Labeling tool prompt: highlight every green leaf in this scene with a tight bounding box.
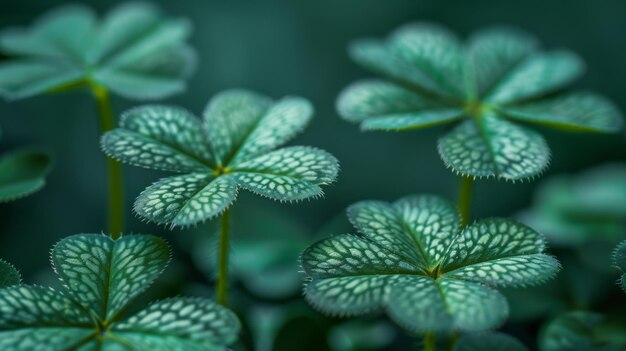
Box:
[441,219,560,287]
[0,259,20,288]
[540,311,626,351]
[105,90,337,226]
[102,105,214,172]
[302,195,558,332]
[111,297,240,351]
[612,240,626,292]
[466,26,538,99]
[0,148,52,202]
[0,3,195,101]
[454,332,528,351]
[501,92,624,133]
[51,234,170,320]
[203,90,313,165]
[486,50,584,104]
[231,146,338,201]
[438,114,550,180]
[134,173,238,226]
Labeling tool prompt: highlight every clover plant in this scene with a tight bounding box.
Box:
[612,240,626,293]
[540,311,626,351]
[0,259,20,288]
[0,2,196,237]
[0,233,239,350]
[101,89,339,305]
[301,194,559,349]
[0,129,51,202]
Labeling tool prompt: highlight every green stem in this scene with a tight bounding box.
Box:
[423,332,436,351]
[217,208,231,306]
[90,83,124,239]
[457,176,473,227]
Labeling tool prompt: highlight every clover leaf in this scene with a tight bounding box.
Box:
[540,311,626,351]
[338,23,624,180]
[0,259,20,288]
[612,240,626,293]
[454,332,528,351]
[101,89,339,226]
[0,234,239,350]
[0,2,195,100]
[301,194,560,332]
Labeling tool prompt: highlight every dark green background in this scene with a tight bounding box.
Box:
[0,1,625,350]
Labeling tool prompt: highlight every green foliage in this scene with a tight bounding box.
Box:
[0,148,51,203]
[0,259,20,288]
[520,163,626,247]
[0,234,239,350]
[612,241,626,292]
[102,90,339,226]
[540,311,626,351]
[454,332,528,351]
[301,194,560,333]
[338,23,623,180]
[0,2,195,100]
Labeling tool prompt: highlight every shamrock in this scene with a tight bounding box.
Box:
[101,89,339,226]
[301,194,560,332]
[0,129,52,203]
[0,2,195,100]
[0,234,239,350]
[612,240,626,292]
[0,259,20,288]
[338,23,623,180]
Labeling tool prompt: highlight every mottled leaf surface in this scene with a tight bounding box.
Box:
[0,2,195,100]
[302,194,559,332]
[0,259,20,288]
[103,90,338,226]
[613,240,626,292]
[0,234,240,350]
[339,22,623,180]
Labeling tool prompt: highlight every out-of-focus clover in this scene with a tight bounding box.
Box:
[454,332,528,351]
[540,311,626,351]
[0,2,195,100]
[0,259,20,288]
[338,23,623,180]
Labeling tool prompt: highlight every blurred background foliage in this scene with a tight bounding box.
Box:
[0,0,625,350]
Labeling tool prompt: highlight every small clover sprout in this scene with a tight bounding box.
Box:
[338,23,624,180]
[0,259,20,288]
[0,2,195,100]
[301,195,560,332]
[454,332,528,351]
[101,89,339,227]
[0,234,239,350]
[612,240,626,292]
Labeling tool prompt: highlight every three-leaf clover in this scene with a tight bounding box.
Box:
[101,89,339,226]
[301,194,560,332]
[338,23,623,180]
[0,2,195,100]
[612,240,626,293]
[0,129,52,202]
[0,234,239,350]
[0,259,20,288]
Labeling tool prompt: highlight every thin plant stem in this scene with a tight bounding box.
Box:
[457,176,474,227]
[90,83,124,239]
[217,208,231,306]
[423,332,436,351]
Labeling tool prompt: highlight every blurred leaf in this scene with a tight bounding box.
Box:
[102,90,339,227]
[0,148,51,202]
[339,23,623,180]
[0,234,240,350]
[302,194,559,332]
[0,2,195,100]
[327,320,396,351]
[540,311,626,351]
[612,240,626,292]
[454,332,528,351]
[0,259,20,288]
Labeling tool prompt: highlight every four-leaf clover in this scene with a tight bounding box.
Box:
[0,234,239,351]
[338,23,623,180]
[302,195,560,332]
[0,2,195,100]
[101,89,339,226]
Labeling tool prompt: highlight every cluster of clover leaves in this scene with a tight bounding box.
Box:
[0,3,624,351]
